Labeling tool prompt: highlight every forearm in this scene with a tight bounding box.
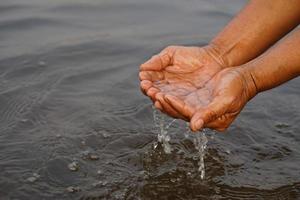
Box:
[209,0,300,67]
[242,28,300,94]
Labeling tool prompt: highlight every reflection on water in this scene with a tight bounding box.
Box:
[0,0,300,199]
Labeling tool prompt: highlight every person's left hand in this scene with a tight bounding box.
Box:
[159,67,257,131]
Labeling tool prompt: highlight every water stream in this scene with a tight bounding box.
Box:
[152,107,209,179]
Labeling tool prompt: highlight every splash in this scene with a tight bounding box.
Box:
[152,107,211,180]
[152,107,176,154]
[184,124,208,179]
[193,129,208,179]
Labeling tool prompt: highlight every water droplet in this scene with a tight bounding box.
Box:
[193,131,208,180]
[102,132,110,138]
[66,186,80,193]
[21,119,28,123]
[152,108,173,154]
[92,181,103,187]
[26,176,37,183]
[170,178,176,183]
[68,161,79,171]
[89,154,99,160]
[102,181,108,186]
[26,173,40,183]
[32,173,40,178]
[153,142,158,149]
[38,61,46,67]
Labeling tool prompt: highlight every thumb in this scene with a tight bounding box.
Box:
[190,98,226,131]
[140,52,171,71]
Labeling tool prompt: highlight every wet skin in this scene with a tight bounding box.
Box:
[139,46,225,121]
[140,0,300,132]
[139,47,256,132]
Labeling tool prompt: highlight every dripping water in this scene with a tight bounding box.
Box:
[152,107,210,179]
[193,129,208,179]
[152,106,176,154]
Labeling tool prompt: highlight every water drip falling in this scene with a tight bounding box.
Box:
[152,107,210,179]
[184,123,208,180]
[193,129,208,180]
[152,107,176,154]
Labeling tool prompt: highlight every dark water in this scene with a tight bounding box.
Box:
[1,0,300,199]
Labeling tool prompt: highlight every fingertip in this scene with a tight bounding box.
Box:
[154,101,163,110]
[216,128,226,132]
[140,80,152,95]
[139,71,148,80]
[140,80,152,90]
[190,119,204,132]
[147,87,160,101]
[140,55,161,71]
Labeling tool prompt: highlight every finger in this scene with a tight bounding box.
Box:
[139,71,164,82]
[190,98,226,132]
[140,51,172,71]
[146,87,160,102]
[140,80,152,95]
[206,114,236,131]
[155,93,183,119]
[164,94,193,119]
[205,117,228,132]
[154,101,163,111]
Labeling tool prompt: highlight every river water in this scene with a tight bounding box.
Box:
[0,0,300,199]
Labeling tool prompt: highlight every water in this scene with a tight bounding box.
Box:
[1,0,300,199]
[153,108,209,179]
[193,130,208,179]
[153,107,173,154]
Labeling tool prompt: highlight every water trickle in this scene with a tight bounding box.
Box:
[193,129,208,180]
[153,107,175,154]
[184,126,209,180]
[152,107,211,179]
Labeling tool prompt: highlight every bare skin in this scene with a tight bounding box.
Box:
[139,45,226,119]
[188,28,300,131]
[140,0,300,131]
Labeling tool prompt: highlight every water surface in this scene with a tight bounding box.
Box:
[0,0,300,199]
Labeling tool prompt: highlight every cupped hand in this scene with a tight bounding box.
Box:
[139,45,226,119]
[159,67,257,131]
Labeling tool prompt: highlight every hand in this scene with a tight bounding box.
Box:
[139,45,226,119]
[159,67,257,132]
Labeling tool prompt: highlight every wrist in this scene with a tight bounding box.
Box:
[203,44,229,69]
[235,66,258,100]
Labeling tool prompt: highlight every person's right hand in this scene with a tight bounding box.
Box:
[139,45,226,119]
[160,67,257,132]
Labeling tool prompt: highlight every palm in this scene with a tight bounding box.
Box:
[139,46,224,119]
[162,68,256,131]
